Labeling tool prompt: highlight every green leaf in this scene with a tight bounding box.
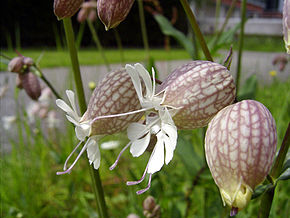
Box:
[176,134,203,176]
[153,14,195,59]
[277,168,290,181]
[282,158,290,173]
[251,183,274,199]
[237,74,258,101]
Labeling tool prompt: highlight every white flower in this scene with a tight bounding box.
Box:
[101,140,120,150]
[55,90,101,174]
[110,63,179,194]
[2,115,17,130]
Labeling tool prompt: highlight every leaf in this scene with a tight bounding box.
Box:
[237,74,258,101]
[176,134,203,176]
[251,183,274,199]
[153,14,195,59]
[277,168,290,181]
[282,158,290,173]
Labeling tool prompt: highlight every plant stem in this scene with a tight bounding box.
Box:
[113,28,125,64]
[236,0,247,95]
[179,0,213,62]
[271,122,290,179]
[33,65,62,99]
[213,0,238,48]
[63,17,108,218]
[258,123,290,218]
[137,0,150,61]
[87,20,111,71]
[215,0,221,33]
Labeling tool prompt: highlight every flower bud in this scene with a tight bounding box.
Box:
[19,72,42,100]
[81,68,143,135]
[97,0,135,30]
[23,57,34,66]
[143,196,160,218]
[158,61,236,129]
[8,56,24,73]
[54,0,84,20]
[77,1,98,23]
[205,100,277,214]
[283,0,290,54]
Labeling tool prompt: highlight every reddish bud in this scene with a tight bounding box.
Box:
[19,72,42,100]
[159,61,236,129]
[54,0,84,20]
[97,0,135,30]
[8,56,24,73]
[205,100,277,213]
[82,68,143,135]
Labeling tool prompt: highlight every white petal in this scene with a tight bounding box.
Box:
[66,90,78,114]
[147,135,165,174]
[127,122,148,140]
[56,99,74,114]
[66,115,80,126]
[162,123,177,150]
[163,133,175,165]
[75,124,90,141]
[130,132,151,157]
[160,109,175,125]
[86,137,101,169]
[152,67,156,96]
[135,63,153,98]
[126,64,143,103]
[100,141,120,150]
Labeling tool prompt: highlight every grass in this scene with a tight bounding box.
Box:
[1,78,289,217]
[0,48,191,70]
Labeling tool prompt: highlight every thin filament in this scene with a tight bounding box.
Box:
[90,107,153,125]
[136,174,152,195]
[63,140,83,170]
[56,141,88,175]
[127,163,149,186]
[109,141,132,170]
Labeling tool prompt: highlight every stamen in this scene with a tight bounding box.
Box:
[109,142,132,170]
[56,140,88,175]
[63,140,83,170]
[90,107,152,125]
[127,163,149,186]
[136,174,152,195]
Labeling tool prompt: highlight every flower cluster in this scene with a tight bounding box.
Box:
[8,56,41,100]
[56,59,277,215]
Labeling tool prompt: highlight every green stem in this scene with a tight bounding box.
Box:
[271,122,290,179]
[213,0,238,48]
[215,0,221,33]
[113,28,125,64]
[236,0,247,95]
[33,65,62,100]
[137,0,150,61]
[87,20,111,71]
[258,123,290,218]
[179,0,213,62]
[63,17,108,218]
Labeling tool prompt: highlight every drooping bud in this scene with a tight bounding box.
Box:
[53,0,84,20]
[143,196,161,218]
[81,68,143,136]
[283,0,290,53]
[97,0,135,30]
[158,61,236,129]
[19,72,42,100]
[8,56,24,73]
[23,57,34,66]
[205,100,277,215]
[77,1,98,23]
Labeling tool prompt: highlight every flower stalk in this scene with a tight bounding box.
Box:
[258,123,290,218]
[179,0,213,62]
[62,17,108,218]
[138,0,150,61]
[236,0,247,95]
[87,19,111,71]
